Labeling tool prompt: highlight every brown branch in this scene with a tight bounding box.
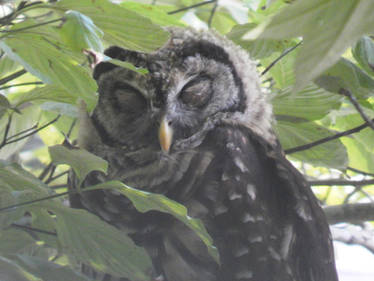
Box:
[0,81,43,91]
[285,118,374,154]
[324,203,374,224]
[309,179,374,186]
[11,223,57,236]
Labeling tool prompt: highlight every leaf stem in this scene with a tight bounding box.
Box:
[168,0,216,15]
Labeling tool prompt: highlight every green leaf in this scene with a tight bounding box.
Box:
[107,58,148,75]
[0,105,41,159]
[0,55,21,78]
[0,162,49,194]
[315,58,374,99]
[276,121,348,169]
[244,0,374,91]
[197,9,237,34]
[0,187,25,229]
[121,1,184,26]
[227,23,286,59]
[57,0,169,52]
[352,36,374,76]
[0,257,32,281]
[50,205,152,281]
[30,209,58,248]
[0,229,36,255]
[48,145,108,185]
[12,85,77,107]
[87,181,219,263]
[272,84,343,121]
[10,255,91,281]
[0,21,98,111]
[59,10,104,52]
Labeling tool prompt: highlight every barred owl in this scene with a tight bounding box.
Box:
[69,27,339,281]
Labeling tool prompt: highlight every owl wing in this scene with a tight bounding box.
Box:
[195,125,339,281]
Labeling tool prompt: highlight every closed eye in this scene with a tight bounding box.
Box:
[179,75,212,108]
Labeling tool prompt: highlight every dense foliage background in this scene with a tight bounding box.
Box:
[1,0,374,280]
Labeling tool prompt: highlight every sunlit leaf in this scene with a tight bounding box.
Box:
[245,0,374,91]
[276,121,348,169]
[59,10,104,52]
[0,105,41,159]
[0,20,97,111]
[121,1,184,26]
[315,58,374,100]
[57,0,169,52]
[352,36,374,76]
[272,84,343,121]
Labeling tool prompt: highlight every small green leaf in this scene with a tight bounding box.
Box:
[276,121,348,169]
[106,58,148,75]
[57,0,169,52]
[0,55,21,78]
[316,58,374,99]
[86,181,220,263]
[59,10,104,52]
[352,36,374,76]
[48,145,108,185]
[50,205,152,281]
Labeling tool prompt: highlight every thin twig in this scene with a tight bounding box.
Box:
[66,119,77,139]
[0,18,64,34]
[309,179,374,186]
[6,124,38,140]
[207,1,218,27]
[4,114,60,146]
[285,118,374,154]
[45,170,69,184]
[0,81,43,91]
[0,69,27,85]
[261,41,302,76]
[48,184,68,189]
[0,191,69,213]
[347,167,374,177]
[11,223,57,236]
[168,0,216,15]
[1,113,12,147]
[339,88,374,131]
[38,162,54,181]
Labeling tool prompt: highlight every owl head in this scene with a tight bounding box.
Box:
[90,27,275,153]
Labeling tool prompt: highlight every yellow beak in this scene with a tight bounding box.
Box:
[159,116,173,153]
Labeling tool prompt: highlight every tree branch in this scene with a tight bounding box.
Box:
[309,179,374,186]
[0,69,27,85]
[331,224,374,254]
[261,41,302,76]
[285,118,374,154]
[324,203,374,224]
[339,88,374,131]
[168,0,216,15]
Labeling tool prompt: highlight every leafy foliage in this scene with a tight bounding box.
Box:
[0,0,374,280]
